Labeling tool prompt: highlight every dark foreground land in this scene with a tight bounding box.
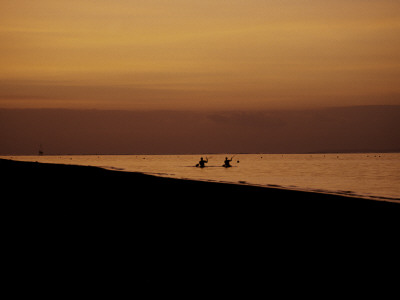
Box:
[2,158,397,213]
[2,158,399,295]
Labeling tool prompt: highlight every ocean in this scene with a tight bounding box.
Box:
[4,153,400,202]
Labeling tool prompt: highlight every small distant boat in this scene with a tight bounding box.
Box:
[38,144,44,156]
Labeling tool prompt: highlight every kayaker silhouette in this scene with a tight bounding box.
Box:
[223,157,232,168]
[196,157,208,168]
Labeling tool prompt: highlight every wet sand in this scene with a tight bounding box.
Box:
[2,158,398,291]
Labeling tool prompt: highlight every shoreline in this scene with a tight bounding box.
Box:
[3,157,399,288]
[2,157,398,207]
[3,156,399,204]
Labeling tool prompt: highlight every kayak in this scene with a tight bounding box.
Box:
[194,165,236,168]
[195,164,206,168]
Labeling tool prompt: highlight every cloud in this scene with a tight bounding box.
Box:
[1,1,400,110]
[1,106,399,155]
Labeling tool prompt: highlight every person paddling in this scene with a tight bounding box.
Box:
[197,157,208,168]
[223,157,232,168]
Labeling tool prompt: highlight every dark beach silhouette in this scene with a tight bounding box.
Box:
[1,158,398,292]
[2,157,397,217]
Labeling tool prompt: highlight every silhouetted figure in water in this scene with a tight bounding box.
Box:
[223,157,232,168]
[196,157,208,168]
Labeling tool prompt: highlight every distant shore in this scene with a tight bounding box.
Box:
[2,149,400,156]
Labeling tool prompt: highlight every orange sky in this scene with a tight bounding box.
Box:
[1,0,400,110]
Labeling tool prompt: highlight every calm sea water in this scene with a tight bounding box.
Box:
[4,153,400,202]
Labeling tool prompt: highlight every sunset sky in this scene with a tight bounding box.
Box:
[1,0,400,110]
